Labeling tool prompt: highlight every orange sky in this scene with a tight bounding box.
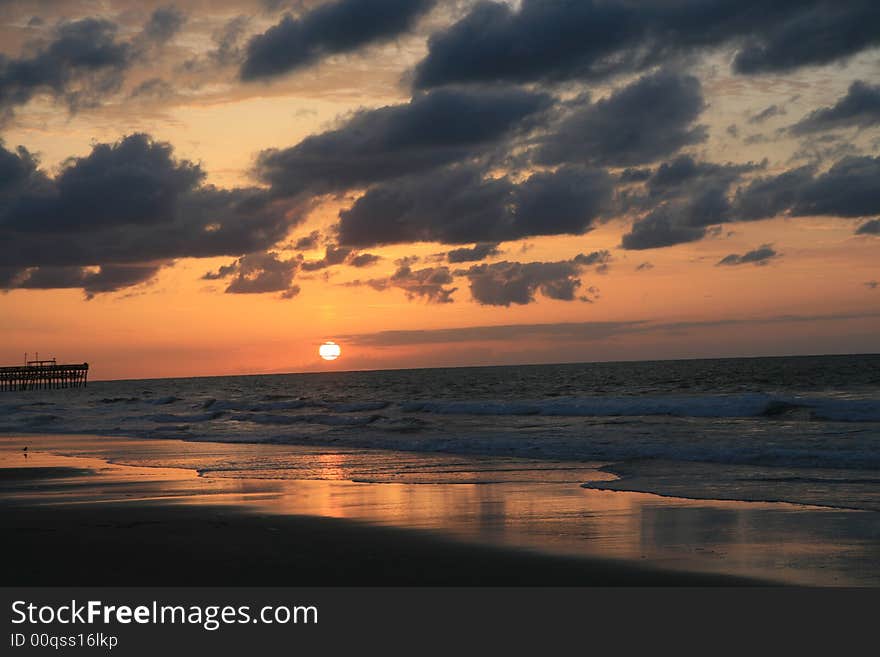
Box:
[0,1,878,380]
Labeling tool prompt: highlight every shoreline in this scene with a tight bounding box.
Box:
[0,448,762,586]
[3,434,880,586]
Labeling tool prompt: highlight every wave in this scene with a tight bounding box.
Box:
[401,393,880,422]
[229,412,384,427]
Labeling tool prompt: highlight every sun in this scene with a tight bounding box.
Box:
[319,341,342,361]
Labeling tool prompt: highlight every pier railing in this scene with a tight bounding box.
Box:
[0,363,89,391]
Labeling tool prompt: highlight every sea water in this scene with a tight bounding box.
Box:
[2,354,879,511]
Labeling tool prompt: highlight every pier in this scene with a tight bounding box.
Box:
[0,359,89,391]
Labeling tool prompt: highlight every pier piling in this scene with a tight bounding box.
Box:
[0,360,89,392]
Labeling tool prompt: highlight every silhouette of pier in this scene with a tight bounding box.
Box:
[0,358,89,391]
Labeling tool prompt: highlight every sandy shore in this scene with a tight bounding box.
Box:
[0,442,765,586]
[4,434,880,585]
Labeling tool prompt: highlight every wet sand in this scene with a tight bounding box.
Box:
[2,434,879,586]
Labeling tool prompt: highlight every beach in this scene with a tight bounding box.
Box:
[3,433,879,586]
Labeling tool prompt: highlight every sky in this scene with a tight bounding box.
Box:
[0,0,878,380]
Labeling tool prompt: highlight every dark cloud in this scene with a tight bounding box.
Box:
[241,0,435,80]
[857,219,880,235]
[619,167,652,183]
[344,253,601,306]
[645,155,758,200]
[142,7,186,44]
[790,156,880,218]
[790,81,880,135]
[300,244,352,271]
[0,134,300,295]
[748,104,785,124]
[459,257,598,306]
[0,18,133,115]
[572,250,612,274]
[412,0,880,88]
[337,164,612,247]
[348,252,381,267]
[731,3,880,74]
[13,263,164,299]
[621,205,710,250]
[537,71,707,168]
[626,153,880,249]
[4,133,204,233]
[730,165,816,221]
[296,244,382,270]
[717,244,779,266]
[620,155,760,250]
[292,230,321,250]
[204,251,300,299]
[446,242,501,263]
[255,87,551,196]
[347,263,456,303]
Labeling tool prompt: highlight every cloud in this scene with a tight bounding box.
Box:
[412,0,880,88]
[644,155,757,200]
[0,134,300,296]
[255,86,551,196]
[626,152,880,249]
[142,7,186,44]
[129,77,174,100]
[241,0,435,80]
[347,263,456,303]
[446,242,501,263]
[717,244,779,266]
[4,133,204,233]
[537,71,706,168]
[572,250,612,273]
[0,17,133,116]
[344,320,649,347]
[348,252,381,267]
[296,244,381,270]
[458,257,597,306]
[337,164,612,247]
[345,252,602,306]
[789,156,880,218]
[342,312,880,347]
[856,218,880,235]
[12,263,164,299]
[300,244,352,271]
[211,16,251,66]
[621,204,711,250]
[203,251,300,299]
[731,3,880,74]
[292,230,321,250]
[620,155,758,250]
[619,167,652,183]
[748,104,785,124]
[730,165,816,221]
[790,81,880,134]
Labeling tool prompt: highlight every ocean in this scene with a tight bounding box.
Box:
[2,354,880,512]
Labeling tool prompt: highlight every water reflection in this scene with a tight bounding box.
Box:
[2,436,879,585]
